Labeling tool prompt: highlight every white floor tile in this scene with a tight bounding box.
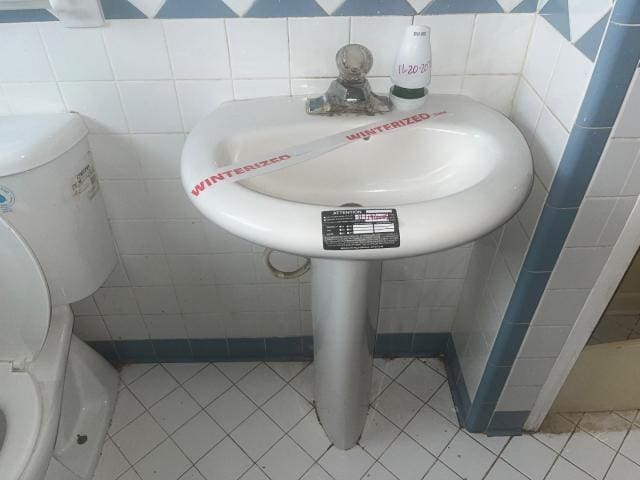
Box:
[239,465,269,480]
[206,386,257,433]
[178,468,205,480]
[262,385,312,431]
[183,364,233,407]
[267,361,309,381]
[319,445,375,480]
[546,457,593,480]
[467,432,510,455]
[119,468,144,480]
[134,439,190,480]
[562,429,616,479]
[149,387,200,433]
[369,368,394,402]
[396,360,446,401]
[129,366,179,408]
[485,459,528,480]
[215,362,259,382]
[620,424,640,465]
[439,431,496,480]
[373,358,412,379]
[605,454,640,480]
[500,435,556,480]
[420,358,447,376]
[290,363,315,401]
[579,412,631,450]
[372,382,422,429]
[427,382,459,427]
[163,363,207,384]
[379,432,436,480]
[614,410,638,423]
[423,461,462,480]
[196,437,253,480]
[299,464,334,480]
[533,413,575,453]
[230,410,284,460]
[405,404,458,456]
[112,413,168,464]
[121,364,155,385]
[93,439,130,480]
[289,411,332,460]
[359,408,401,459]
[172,410,226,463]
[109,388,146,435]
[257,436,314,480]
[236,363,286,405]
[362,462,397,480]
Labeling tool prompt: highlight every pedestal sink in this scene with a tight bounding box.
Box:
[181,94,532,449]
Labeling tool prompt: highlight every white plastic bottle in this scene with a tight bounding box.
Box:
[390,25,432,111]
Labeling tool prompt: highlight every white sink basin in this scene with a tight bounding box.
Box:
[181,95,532,260]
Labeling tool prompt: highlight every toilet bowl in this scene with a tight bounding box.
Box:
[0,114,120,480]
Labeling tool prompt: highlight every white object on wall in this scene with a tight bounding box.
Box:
[0,0,104,27]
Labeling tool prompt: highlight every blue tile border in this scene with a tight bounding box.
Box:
[0,9,57,22]
[462,0,640,435]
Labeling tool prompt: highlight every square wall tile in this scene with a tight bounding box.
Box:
[519,325,572,357]
[565,197,616,247]
[531,288,590,327]
[74,315,111,341]
[175,80,233,131]
[350,16,412,77]
[530,107,569,189]
[0,24,53,82]
[517,174,547,238]
[130,133,185,180]
[118,81,183,133]
[548,246,612,290]
[109,220,164,255]
[163,19,230,79]
[39,22,113,81]
[100,180,152,219]
[508,357,557,386]
[523,16,565,97]
[2,83,65,114]
[104,314,149,340]
[289,17,349,77]
[461,74,519,116]
[290,78,333,95]
[146,180,200,218]
[134,286,181,314]
[89,134,142,180]
[588,139,640,197]
[59,82,128,134]
[233,79,290,99]
[226,18,289,78]
[511,79,544,146]
[414,15,474,75]
[613,70,640,138]
[467,14,535,74]
[102,20,172,80]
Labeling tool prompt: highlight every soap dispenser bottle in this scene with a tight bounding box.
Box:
[390,25,432,111]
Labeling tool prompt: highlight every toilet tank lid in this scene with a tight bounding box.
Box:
[0,113,88,177]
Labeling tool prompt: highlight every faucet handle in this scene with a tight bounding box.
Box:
[336,44,373,83]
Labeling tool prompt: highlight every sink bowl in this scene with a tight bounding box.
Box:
[181,94,532,260]
[180,93,533,449]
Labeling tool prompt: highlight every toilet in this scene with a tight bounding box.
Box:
[0,114,119,480]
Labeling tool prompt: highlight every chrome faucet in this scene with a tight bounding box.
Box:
[306,44,392,116]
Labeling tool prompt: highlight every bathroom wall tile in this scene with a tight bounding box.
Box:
[290,78,333,96]
[100,180,152,219]
[0,23,53,82]
[205,223,254,253]
[530,107,569,189]
[134,286,181,314]
[545,42,594,130]
[499,216,530,279]
[425,247,472,279]
[547,246,612,290]
[232,79,290,99]
[130,133,185,179]
[94,287,140,315]
[175,80,233,131]
[350,16,413,77]
[461,74,519,115]
[102,20,172,80]
[531,288,590,327]
[414,15,475,75]
[146,180,201,219]
[517,174,547,238]
[508,357,556,386]
[466,14,535,74]
[71,296,100,316]
[496,385,541,410]
[163,19,231,79]
[381,280,423,308]
[519,325,571,357]
[510,79,544,146]
[382,256,428,281]
[118,81,183,133]
[74,315,112,341]
[415,307,457,333]
[89,134,142,180]
[122,254,172,286]
[226,18,289,78]
[144,314,188,339]
[429,75,464,94]
[587,139,640,197]
[368,76,393,93]
[598,197,636,247]
[2,82,65,114]
[167,254,217,285]
[288,17,349,77]
[104,314,150,340]
[39,23,113,81]
[378,308,418,333]
[613,70,640,138]
[523,15,565,97]
[159,220,210,254]
[565,197,617,247]
[175,285,220,314]
[183,312,227,338]
[211,253,257,284]
[254,251,302,283]
[109,220,164,255]
[59,82,128,133]
[622,152,640,196]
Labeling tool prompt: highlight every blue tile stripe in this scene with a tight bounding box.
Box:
[459,0,640,435]
[0,9,57,22]
[88,332,451,364]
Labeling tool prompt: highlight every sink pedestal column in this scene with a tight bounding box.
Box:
[311,258,382,449]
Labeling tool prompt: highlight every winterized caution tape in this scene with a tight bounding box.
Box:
[190,109,447,198]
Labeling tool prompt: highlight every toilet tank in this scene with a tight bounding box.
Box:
[0,114,116,306]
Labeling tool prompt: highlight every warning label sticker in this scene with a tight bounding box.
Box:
[322,209,400,250]
[72,161,99,200]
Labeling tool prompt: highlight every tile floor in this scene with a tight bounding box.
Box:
[589,314,640,345]
[81,358,640,480]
